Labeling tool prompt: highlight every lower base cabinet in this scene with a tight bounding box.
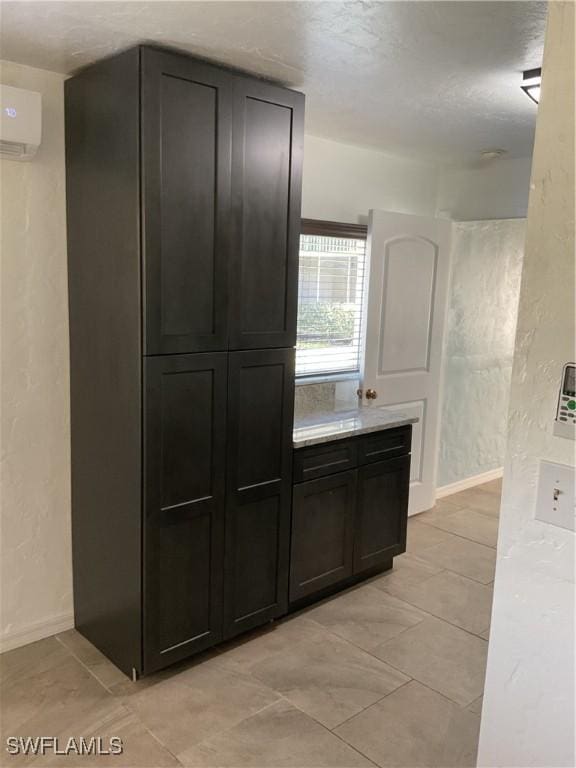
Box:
[354,456,410,574]
[289,427,411,605]
[144,349,294,673]
[290,470,357,602]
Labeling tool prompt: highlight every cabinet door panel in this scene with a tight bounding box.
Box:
[227,491,283,622]
[144,353,226,672]
[237,362,285,488]
[354,456,410,574]
[142,48,232,354]
[290,471,356,602]
[230,80,304,349]
[151,506,214,659]
[224,349,295,638]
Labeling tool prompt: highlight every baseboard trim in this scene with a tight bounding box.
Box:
[436,467,503,499]
[0,612,75,654]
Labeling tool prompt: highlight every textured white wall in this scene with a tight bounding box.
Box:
[302,134,439,223]
[438,220,525,487]
[478,4,575,766]
[0,61,72,650]
[436,156,532,222]
[303,134,532,225]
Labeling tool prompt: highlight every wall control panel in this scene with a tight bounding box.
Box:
[554,363,576,440]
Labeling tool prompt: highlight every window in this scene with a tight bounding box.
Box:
[296,219,368,378]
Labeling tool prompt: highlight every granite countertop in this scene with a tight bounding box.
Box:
[293,407,418,449]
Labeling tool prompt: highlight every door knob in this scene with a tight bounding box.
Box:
[365,389,378,400]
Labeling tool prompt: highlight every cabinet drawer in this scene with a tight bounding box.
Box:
[293,441,357,483]
[357,426,411,465]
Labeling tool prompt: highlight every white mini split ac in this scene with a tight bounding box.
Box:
[0,84,42,160]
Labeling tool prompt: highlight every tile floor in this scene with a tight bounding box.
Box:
[0,480,501,767]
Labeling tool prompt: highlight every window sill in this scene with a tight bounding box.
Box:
[295,372,360,387]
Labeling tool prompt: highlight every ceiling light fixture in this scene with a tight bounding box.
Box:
[522,67,541,104]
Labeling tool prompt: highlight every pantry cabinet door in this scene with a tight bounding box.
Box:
[229,78,304,350]
[144,353,227,672]
[142,48,233,354]
[223,348,295,638]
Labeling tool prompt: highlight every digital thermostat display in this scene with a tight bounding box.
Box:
[555,363,576,439]
[563,365,575,398]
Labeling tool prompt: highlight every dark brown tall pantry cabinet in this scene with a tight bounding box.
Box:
[65,46,304,677]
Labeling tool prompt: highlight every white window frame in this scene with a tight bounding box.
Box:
[296,219,368,382]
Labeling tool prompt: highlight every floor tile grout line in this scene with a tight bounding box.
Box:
[341,647,485,714]
[53,634,117,695]
[53,634,186,766]
[302,613,435,669]
[306,582,490,653]
[381,561,493,592]
[207,619,424,743]
[171,615,424,751]
[411,509,499,548]
[137,716,186,766]
[229,618,423,708]
[418,509,498,549]
[286,612,432,669]
[406,544,496,587]
[333,675,483,730]
[376,577,494,641]
[428,564,494,587]
[343,629,487,711]
[466,693,485,713]
[179,689,382,768]
[200,642,414,759]
[426,492,500,518]
[399,674,485,714]
[328,677,414,733]
[171,698,284,761]
[374,586,492,643]
[292,695,382,768]
[328,726,382,767]
[415,515,497,550]
[419,487,500,510]
[54,633,282,765]
[329,678,482,766]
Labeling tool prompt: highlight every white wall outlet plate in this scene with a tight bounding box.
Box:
[535,460,575,531]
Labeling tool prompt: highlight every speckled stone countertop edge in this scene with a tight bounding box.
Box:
[292,409,419,449]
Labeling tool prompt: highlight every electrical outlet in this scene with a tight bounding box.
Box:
[535,460,575,531]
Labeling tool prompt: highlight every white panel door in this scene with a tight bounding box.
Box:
[361,210,452,515]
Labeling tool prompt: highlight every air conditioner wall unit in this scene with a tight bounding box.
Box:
[0,84,42,160]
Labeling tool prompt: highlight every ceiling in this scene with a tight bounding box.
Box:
[1,1,547,164]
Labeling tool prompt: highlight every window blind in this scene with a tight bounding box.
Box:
[296,230,367,377]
